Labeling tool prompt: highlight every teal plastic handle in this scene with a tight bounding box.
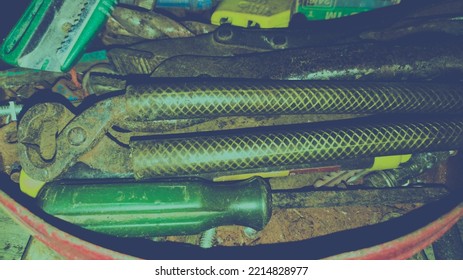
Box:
[37,177,271,237]
[0,0,51,66]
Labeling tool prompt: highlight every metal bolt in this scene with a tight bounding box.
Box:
[216,27,233,41]
[0,101,23,122]
[199,228,217,249]
[67,127,87,146]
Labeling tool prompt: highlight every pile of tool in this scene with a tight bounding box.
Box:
[1,0,463,259]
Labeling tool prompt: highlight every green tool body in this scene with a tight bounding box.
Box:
[0,0,117,72]
[37,178,449,238]
[38,178,271,237]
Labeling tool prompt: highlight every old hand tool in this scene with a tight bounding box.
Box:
[108,5,396,74]
[0,0,117,72]
[38,177,271,237]
[130,116,463,180]
[17,79,463,192]
[109,0,463,76]
[107,24,318,75]
[150,36,463,80]
[36,177,449,237]
[107,19,375,75]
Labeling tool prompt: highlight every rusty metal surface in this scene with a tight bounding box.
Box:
[107,25,265,75]
[361,16,463,41]
[17,97,125,182]
[20,78,463,182]
[150,37,463,80]
[73,114,361,179]
[0,123,19,181]
[109,0,463,76]
[125,80,463,120]
[101,5,216,46]
[10,105,361,181]
[108,9,388,75]
[112,7,194,40]
[131,117,463,180]
[0,69,62,90]
[272,185,449,209]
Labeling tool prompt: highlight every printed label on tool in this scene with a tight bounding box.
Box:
[297,0,401,20]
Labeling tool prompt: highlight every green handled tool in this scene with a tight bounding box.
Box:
[37,177,271,237]
[36,177,449,237]
[0,0,117,72]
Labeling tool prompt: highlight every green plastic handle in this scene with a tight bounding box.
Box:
[0,0,117,72]
[37,177,271,237]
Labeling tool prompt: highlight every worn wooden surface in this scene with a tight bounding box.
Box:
[0,207,30,260]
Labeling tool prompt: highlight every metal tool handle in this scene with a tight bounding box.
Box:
[125,80,463,121]
[150,38,463,80]
[131,117,463,179]
[37,177,271,237]
[19,79,463,183]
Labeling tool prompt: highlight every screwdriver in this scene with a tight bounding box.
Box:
[36,177,448,238]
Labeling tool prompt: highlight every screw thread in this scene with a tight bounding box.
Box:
[199,228,217,248]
